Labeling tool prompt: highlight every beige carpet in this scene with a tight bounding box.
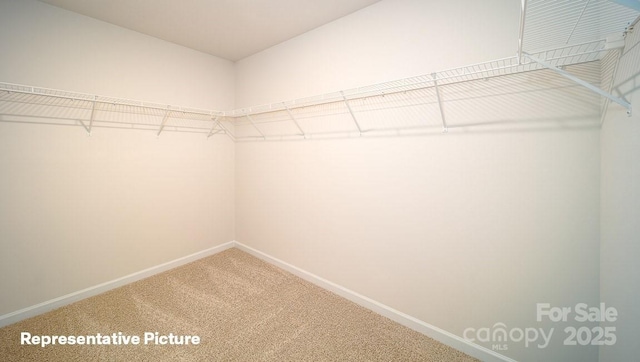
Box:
[0,248,478,361]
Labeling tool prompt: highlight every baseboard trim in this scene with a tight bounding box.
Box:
[0,241,235,328]
[233,241,516,362]
[2,240,515,361]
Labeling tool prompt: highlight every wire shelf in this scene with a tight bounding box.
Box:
[0,82,224,136]
[1,1,636,140]
[522,0,639,52]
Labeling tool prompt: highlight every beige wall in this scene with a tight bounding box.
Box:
[234,1,601,361]
[235,132,601,362]
[235,0,520,108]
[0,0,235,110]
[1,1,630,361]
[600,28,640,362]
[0,0,236,315]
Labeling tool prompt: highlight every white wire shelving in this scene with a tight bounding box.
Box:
[520,0,638,53]
[1,0,638,141]
[0,83,228,137]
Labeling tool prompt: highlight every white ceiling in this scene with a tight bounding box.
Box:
[38,0,382,61]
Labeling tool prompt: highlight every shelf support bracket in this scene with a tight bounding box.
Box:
[157,108,171,136]
[341,91,362,136]
[216,117,235,141]
[88,96,97,135]
[207,116,221,138]
[283,103,306,138]
[246,113,266,140]
[77,119,91,134]
[601,49,625,125]
[432,73,448,132]
[524,53,632,116]
[517,0,527,64]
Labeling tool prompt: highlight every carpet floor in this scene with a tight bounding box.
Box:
[0,248,478,361]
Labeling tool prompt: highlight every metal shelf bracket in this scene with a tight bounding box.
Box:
[432,73,448,132]
[88,95,97,135]
[216,117,235,141]
[245,113,266,140]
[524,52,632,116]
[207,116,221,138]
[283,103,306,138]
[517,0,528,64]
[156,108,171,136]
[341,91,362,136]
[78,118,91,134]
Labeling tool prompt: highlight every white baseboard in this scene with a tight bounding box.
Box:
[0,241,235,328]
[234,241,516,362]
[2,240,515,361]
